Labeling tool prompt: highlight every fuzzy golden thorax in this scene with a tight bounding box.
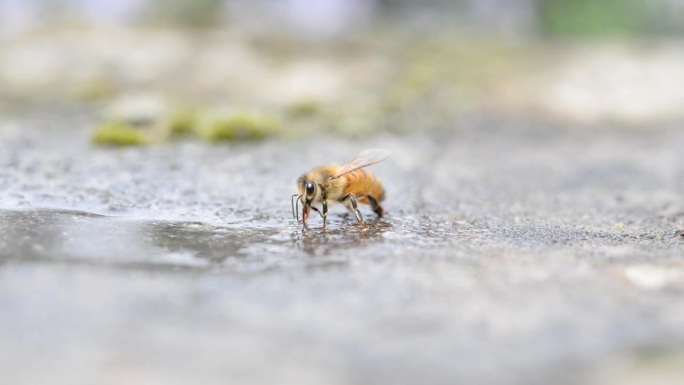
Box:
[296,165,347,205]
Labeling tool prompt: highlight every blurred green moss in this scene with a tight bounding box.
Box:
[285,100,321,118]
[169,108,199,135]
[197,111,282,142]
[539,0,647,37]
[147,0,223,26]
[92,121,149,146]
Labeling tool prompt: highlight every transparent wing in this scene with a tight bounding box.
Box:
[331,148,391,179]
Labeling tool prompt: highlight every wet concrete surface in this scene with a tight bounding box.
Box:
[1,108,684,385]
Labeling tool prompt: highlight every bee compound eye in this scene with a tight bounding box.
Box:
[305,181,315,197]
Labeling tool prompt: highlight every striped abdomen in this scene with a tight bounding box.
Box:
[340,169,385,204]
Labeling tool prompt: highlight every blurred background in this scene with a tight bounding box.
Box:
[3,3,684,385]
[2,0,684,144]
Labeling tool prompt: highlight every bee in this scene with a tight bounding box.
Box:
[292,148,390,229]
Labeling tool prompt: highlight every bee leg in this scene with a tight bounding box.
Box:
[302,205,310,224]
[345,194,366,227]
[356,194,384,218]
[309,206,323,217]
[306,204,327,229]
[292,194,302,221]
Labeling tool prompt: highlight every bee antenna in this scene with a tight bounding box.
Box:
[291,194,301,221]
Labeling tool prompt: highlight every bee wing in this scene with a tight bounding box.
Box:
[331,148,391,179]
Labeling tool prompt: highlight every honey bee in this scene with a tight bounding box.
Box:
[292,148,390,229]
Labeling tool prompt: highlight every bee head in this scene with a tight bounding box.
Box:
[304,180,316,202]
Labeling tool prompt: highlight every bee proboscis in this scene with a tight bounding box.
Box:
[292,148,390,229]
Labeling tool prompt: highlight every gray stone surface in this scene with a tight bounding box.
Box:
[1,108,684,385]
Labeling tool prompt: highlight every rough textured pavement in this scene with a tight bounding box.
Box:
[1,108,684,385]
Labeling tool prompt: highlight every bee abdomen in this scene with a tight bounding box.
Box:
[342,169,385,203]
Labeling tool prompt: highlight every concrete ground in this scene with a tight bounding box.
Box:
[1,107,683,385]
